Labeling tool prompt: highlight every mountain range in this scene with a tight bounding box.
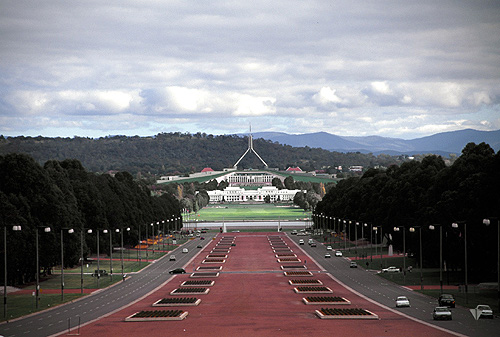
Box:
[247,129,500,155]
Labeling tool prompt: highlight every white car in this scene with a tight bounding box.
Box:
[382,266,400,273]
[325,253,331,258]
[326,246,333,251]
[433,307,452,320]
[475,305,493,319]
[299,239,305,245]
[335,251,342,257]
[395,296,410,307]
[182,248,189,253]
[169,255,176,261]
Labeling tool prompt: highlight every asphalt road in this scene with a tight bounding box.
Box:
[288,234,500,337]
[0,234,215,337]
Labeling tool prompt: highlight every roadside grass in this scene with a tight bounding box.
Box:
[192,203,311,221]
[4,293,83,321]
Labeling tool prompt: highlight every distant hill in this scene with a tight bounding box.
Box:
[249,129,500,154]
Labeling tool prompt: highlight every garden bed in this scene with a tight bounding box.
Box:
[275,253,296,257]
[284,271,313,277]
[181,280,215,287]
[281,265,307,270]
[125,310,188,321]
[196,266,222,271]
[303,296,351,305]
[207,254,228,258]
[190,272,220,278]
[288,279,323,286]
[278,258,301,263]
[153,297,201,307]
[315,308,378,320]
[294,286,332,294]
[202,259,226,263]
[170,287,210,295]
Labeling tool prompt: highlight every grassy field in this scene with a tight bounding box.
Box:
[189,203,311,221]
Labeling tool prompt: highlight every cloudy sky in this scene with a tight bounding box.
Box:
[1,1,499,139]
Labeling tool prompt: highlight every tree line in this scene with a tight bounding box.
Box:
[0,153,181,287]
[314,142,500,282]
[0,133,413,178]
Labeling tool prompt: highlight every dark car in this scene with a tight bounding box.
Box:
[438,294,456,308]
[169,268,186,274]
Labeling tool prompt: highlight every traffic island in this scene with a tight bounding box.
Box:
[153,297,201,307]
[302,296,351,305]
[315,308,379,320]
[294,286,333,294]
[288,279,323,286]
[170,287,210,295]
[125,310,188,321]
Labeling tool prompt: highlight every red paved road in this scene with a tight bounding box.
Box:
[67,233,459,336]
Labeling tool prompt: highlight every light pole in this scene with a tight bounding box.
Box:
[355,222,359,258]
[96,229,101,288]
[80,228,92,294]
[483,218,499,312]
[370,223,373,262]
[35,226,51,309]
[103,229,113,280]
[3,225,21,318]
[117,228,130,278]
[429,224,443,294]
[452,222,467,304]
[162,220,165,251]
[394,226,406,285]
[343,220,347,251]
[60,228,74,301]
[379,226,384,269]
[410,226,423,290]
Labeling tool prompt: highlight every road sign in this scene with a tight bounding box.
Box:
[469,308,480,320]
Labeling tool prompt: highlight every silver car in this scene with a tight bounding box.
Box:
[433,307,452,320]
[475,305,493,319]
[395,296,410,307]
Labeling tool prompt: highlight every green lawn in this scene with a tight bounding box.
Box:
[190,203,311,221]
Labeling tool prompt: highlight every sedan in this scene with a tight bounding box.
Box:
[169,268,186,274]
[395,296,410,307]
[335,251,342,257]
[350,262,357,268]
[325,253,331,258]
[433,307,452,320]
[438,294,455,308]
[475,305,493,319]
[382,266,400,273]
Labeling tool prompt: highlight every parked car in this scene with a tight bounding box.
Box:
[433,307,452,320]
[335,251,342,257]
[475,305,493,319]
[299,239,304,245]
[169,268,186,274]
[438,294,456,308]
[325,253,331,258]
[395,296,410,307]
[169,255,176,261]
[382,266,400,273]
[350,261,357,268]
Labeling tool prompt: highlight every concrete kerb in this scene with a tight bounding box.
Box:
[49,237,211,337]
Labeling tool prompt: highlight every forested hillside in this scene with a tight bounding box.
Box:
[0,153,181,287]
[0,133,410,176]
[315,142,500,282]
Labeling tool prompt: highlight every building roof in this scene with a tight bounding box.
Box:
[201,167,215,172]
[286,167,302,172]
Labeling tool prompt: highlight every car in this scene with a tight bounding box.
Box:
[308,239,314,245]
[326,246,333,251]
[325,253,331,258]
[169,268,186,274]
[475,305,493,319]
[299,239,304,245]
[200,236,205,240]
[169,255,176,261]
[382,266,400,273]
[197,244,202,248]
[182,248,189,253]
[335,251,342,257]
[311,243,317,247]
[438,294,456,308]
[291,230,297,235]
[350,261,357,268]
[395,296,410,307]
[433,306,452,320]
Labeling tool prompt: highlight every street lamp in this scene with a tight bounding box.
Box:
[394,226,406,285]
[3,225,21,318]
[343,220,347,251]
[355,222,359,258]
[410,226,423,291]
[80,229,92,294]
[452,221,468,304]
[103,229,113,280]
[60,228,74,301]
[429,224,443,294]
[117,228,130,278]
[35,226,51,309]
[483,218,499,312]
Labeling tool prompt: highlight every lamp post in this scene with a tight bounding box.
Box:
[370,223,373,262]
[103,229,113,280]
[80,228,92,294]
[410,226,423,291]
[343,220,347,251]
[483,218,499,312]
[96,229,101,288]
[355,222,359,258]
[117,228,130,278]
[162,220,165,251]
[429,224,443,294]
[362,223,366,260]
[3,225,21,318]
[394,226,406,285]
[379,226,384,269]
[60,228,74,301]
[452,222,468,304]
[35,226,51,309]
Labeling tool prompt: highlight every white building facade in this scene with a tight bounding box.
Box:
[207,186,304,203]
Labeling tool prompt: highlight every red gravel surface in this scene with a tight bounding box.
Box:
[67,233,459,337]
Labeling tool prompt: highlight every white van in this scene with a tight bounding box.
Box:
[182,248,189,253]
